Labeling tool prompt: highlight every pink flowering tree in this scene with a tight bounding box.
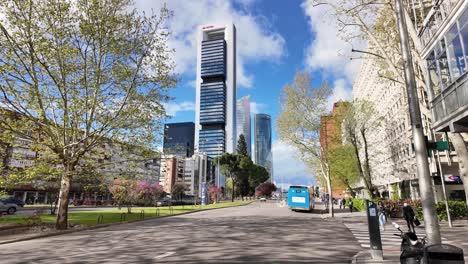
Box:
[136,181,165,203]
[255,182,277,198]
[208,185,222,204]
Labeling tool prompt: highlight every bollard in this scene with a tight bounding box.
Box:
[120,213,127,222]
[97,214,104,225]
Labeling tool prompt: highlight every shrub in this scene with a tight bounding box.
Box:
[414,200,467,221]
[351,198,367,212]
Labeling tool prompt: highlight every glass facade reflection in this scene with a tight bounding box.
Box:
[254,113,272,180]
[199,34,227,157]
[163,122,195,157]
[426,5,468,124]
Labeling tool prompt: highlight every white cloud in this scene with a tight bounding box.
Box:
[301,0,366,83]
[326,78,353,110]
[250,101,267,114]
[163,101,195,117]
[134,0,285,88]
[272,140,315,186]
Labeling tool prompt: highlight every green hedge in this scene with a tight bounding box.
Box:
[414,201,467,221]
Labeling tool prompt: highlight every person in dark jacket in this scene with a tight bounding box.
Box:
[349,199,353,213]
[402,202,415,232]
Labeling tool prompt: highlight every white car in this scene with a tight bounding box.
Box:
[0,200,17,215]
[259,197,267,202]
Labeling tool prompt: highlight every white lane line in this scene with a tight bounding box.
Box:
[154,251,176,259]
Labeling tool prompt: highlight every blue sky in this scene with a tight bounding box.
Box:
[134,0,364,187]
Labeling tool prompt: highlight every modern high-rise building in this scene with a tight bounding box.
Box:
[236,96,251,156]
[163,122,195,157]
[254,113,272,181]
[195,23,236,158]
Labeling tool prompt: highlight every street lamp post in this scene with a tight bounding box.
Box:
[394,0,441,245]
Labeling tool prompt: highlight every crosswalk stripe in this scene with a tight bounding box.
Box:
[344,222,447,249]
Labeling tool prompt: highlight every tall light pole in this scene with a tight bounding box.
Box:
[394,0,441,244]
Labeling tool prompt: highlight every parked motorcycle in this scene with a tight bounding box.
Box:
[392,222,426,264]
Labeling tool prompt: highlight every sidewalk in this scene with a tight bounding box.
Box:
[351,219,468,264]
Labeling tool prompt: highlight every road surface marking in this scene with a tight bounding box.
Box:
[154,251,175,259]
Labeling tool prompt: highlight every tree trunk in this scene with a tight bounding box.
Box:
[55,172,71,230]
[448,132,468,203]
[326,173,334,217]
[350,133,375,199]
[231,182,235,202]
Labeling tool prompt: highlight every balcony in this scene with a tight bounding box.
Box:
[432,71,468,131]
[200,39,226,79]
[418,0,463,49]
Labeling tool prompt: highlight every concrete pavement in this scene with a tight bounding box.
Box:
[0,201,361,263]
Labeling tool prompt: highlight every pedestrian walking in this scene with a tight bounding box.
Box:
[349,199,353,213]
[342,198,346,210]
[338,197,343,209]
[378,201,387,231]
[402,202,415,233]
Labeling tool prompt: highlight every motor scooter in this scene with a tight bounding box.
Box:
[392,222,426,264]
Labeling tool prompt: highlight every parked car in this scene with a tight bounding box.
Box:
[0,197,24,207]
[0,200,18,215]
[156,200,170,207]
[259,197,267,202]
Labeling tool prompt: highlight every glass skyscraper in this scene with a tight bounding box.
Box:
[163,122,195,157]
[236,96,251,156]
[195,24,236,158]
[254,113,272,181]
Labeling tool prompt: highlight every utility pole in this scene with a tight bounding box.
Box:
[394,0,441,245]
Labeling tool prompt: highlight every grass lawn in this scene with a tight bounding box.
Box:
[0,201,251,227]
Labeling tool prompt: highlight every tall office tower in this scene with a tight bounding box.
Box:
[236,96,251,156]
[195,24,236,158]
[163,122,195,157]
[254,113,272,181]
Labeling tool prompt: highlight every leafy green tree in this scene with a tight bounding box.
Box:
[276,71,335,217]
[237,134,249,157]
[327,144,359,196]
[214,153,251,202]
[171,183,186,201]
[236,135,251,199]
[248,164,269,195]
[0,0,175,229]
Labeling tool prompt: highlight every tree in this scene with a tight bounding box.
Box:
[108,178,138,214]
[136,181,164,203]
[340,100,381,198]
[0,0,175,229]
[214,153,250,202]
[277,71,334,217]
[171,183,185,201]
[327,144,359,196]
[208,185,222,203]
[237,134,249,157]
[248,164,269,196]
[255,182,277,198]
[236,135,251,199]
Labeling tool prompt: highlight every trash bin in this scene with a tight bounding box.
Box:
[423,244,464,264]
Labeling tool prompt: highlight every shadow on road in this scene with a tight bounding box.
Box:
[0,202,361,263]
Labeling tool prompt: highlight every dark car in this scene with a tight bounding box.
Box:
[1,197,25,207]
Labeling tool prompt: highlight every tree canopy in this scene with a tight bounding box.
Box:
[0,0,175,229]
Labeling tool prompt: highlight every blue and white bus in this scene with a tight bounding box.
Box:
[287,185,315,212]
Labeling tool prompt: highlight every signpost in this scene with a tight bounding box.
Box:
[366,200,383,260]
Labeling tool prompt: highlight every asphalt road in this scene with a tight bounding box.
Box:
[0,201,361,263]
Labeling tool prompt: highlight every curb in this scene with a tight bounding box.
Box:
[0,201,254,245]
